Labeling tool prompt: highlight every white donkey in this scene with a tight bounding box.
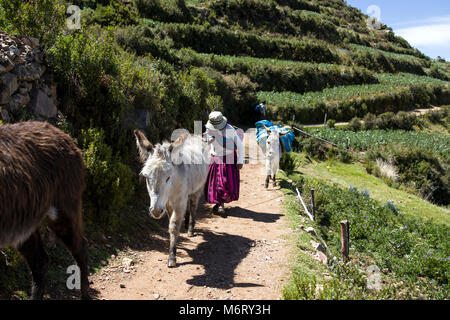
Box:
[262,125,287,188]
[134,130,210,267]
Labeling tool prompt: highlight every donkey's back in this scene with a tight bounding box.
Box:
[0,121,84,247]
[0,121,89,299]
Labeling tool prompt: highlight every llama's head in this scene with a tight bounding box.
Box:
[134,130,185,219]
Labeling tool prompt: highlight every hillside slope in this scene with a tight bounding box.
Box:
[109,0,450,125]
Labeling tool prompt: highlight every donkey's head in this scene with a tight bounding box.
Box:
[263,125,281,160]
[134,130,185,219]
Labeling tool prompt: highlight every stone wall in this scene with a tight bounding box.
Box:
[0,31,58,122]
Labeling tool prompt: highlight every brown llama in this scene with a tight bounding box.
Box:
[0,121,90,299]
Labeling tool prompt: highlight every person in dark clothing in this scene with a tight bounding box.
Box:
[254,101,266,121]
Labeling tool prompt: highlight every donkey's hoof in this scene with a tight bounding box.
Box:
[187,230,195,237]
[82,293,92,300]
[168,258,177,268]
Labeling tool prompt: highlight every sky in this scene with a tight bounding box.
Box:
[346,0,450,61]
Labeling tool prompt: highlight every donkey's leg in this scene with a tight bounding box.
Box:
[48,203,90,300]
[17,231,49,300]
[272,170,278,186]
[168,203,185,268]
[187,191,202,237]
[184,205,190,232]
[272,158,280,187]
[265,175,271,188]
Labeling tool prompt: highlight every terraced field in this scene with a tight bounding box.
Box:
[119,0,450,126]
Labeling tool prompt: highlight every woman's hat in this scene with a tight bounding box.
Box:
[206,111,227,130]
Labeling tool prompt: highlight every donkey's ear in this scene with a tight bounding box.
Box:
[134,129,153,162]
[263,124,271,134]
[168,134,186,153]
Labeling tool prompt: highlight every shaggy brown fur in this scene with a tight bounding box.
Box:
[0,121,90,299]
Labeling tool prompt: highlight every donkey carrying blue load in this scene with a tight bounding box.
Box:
[255,120,295,188]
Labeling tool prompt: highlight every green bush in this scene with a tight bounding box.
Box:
[348,117,362,131]
[0,0,65,46]
[350,112,421,131]
[89,1,138,26]
[362,113,377,130]
[366,146,449,205]
[204,69,258,124]
[116,25,177,62]
[300,137,330,161]
[47,28,131,152]
[426,108,449,123]
[81,128,135,230]
[135,0,192,23]
[326,119,336,128]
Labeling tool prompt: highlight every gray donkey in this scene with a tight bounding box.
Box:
[134,130,210,267]
[0,121,90,299]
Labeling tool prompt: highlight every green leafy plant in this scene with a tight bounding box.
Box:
[81,128,135,230]
[0,0,65,46]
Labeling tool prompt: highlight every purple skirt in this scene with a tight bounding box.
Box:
[204,155,240,205]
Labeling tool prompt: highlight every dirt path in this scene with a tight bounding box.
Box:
[89,130,293,300]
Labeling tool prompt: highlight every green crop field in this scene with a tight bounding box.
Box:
[307,127,450,160]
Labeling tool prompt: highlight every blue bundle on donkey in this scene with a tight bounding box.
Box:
[255,120,295,152]
[255,120,295,188]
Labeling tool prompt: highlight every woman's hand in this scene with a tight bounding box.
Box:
[237,164,243,170]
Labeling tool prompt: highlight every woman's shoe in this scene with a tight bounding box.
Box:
[217,205,225,214]
[212,204,219,213]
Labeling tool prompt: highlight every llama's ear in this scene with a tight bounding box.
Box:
[134,129,153,162]
[263,124,271,134]
[168,134,186,153]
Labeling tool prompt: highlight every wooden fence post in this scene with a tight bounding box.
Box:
[340,220,349,261]
[310,189,316,221]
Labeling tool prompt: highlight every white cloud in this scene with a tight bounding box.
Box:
[390,14,450,28]
[395,23,450,47]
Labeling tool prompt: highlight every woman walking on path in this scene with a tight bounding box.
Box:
[204,111,244,214]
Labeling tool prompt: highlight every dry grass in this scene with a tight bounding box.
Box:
[375,158,399,182]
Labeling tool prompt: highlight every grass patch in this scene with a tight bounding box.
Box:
[278,164,450,299]
[299,161,449,226]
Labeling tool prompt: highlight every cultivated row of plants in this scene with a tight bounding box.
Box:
[118,21,433,79]
[281,173,449,299]
[142,22,340,64]
[345,44,429,75]
[259,73,450,123]
[307,127,450,161]
[176,49,378,93]
[346,107,449,132]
